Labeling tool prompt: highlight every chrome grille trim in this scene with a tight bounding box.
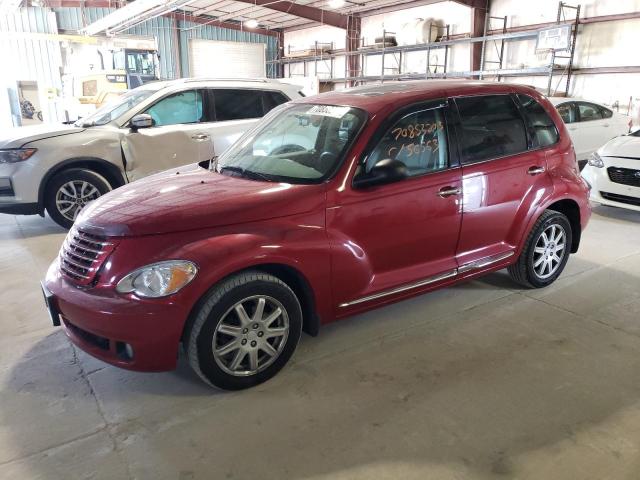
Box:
[59,227,116,285]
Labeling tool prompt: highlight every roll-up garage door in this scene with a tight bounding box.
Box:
[189,39,266,78]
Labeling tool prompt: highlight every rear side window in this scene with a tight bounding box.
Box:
[214,89,263,121]
[262,90,290,114]
[600,106,613,119]
[455,95,528,163]
[366,105,448,177]
[577,102,604,122]
[517,94,559,148]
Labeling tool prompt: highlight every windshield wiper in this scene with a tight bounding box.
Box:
[219,166,274,182]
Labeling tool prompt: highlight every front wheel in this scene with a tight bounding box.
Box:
[508,210,572,288]
[185,271,302,390]
[44,168,111,229]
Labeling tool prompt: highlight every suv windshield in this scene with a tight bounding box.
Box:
[75,85,162,127]
[216,103,366,184]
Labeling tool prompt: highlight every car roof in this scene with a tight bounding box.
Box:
[547,97,603,106]
[151,77,290,90]
[293,80,541,115]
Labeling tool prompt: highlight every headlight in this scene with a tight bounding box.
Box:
[0,148,37,163]
[116,260,198,298]
[588,152,604,168]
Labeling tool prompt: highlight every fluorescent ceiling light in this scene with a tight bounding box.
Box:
[244,19,259,28]
[328,0,345,8]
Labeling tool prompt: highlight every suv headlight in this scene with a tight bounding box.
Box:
[116,260,198,298]
[0,148,37,163]
[588,152,604,168]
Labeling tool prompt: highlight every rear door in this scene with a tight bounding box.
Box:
[573,101,609,160]
[122,88,213,181]
[453,93,556,271]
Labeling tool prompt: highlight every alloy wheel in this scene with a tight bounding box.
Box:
[55,180,101,222]
[532,224,566,279]
[212,295,289,377]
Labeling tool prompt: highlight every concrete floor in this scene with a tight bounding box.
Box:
[1,206,640,480]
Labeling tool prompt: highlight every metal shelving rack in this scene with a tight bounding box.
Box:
[269,1,580,92]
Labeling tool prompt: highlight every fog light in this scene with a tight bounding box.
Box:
[116,341,134,360]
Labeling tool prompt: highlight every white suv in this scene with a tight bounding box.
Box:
[0,78,302,228]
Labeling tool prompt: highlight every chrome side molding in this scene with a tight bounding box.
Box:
[339,250,515,308]
[457,250,515,274]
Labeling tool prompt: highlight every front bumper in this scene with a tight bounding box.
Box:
[43,260,188,372]
[582,159,640,212]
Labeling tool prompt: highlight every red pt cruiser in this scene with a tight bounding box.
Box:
[43,81,590,390]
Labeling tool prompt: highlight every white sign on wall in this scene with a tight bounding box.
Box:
[189,39,266,78]
[536,25,572,52]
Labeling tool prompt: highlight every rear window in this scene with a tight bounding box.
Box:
[455,95,528,163]
[517,94,559,148]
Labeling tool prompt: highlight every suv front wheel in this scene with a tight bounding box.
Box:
[185,271,303,390]
[45,168,112,229]
[508,210,573,288]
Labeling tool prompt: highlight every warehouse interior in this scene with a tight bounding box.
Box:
[1,0,640,479]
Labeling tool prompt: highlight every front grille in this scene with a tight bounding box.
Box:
[600,191,640,207]
[59,227,115,285]
[63,318,110,350]
[607,167,640,188]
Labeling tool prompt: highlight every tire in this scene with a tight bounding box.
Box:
[508,210,572,288]
[44,168,112,229]
[185,271,303,390]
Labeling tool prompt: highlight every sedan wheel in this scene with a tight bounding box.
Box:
[186,271,302,390]
[55,180,102,222]
[213,295,289,377]
[532,224,566,279]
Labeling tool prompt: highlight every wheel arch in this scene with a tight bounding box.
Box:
[545,198,582,253]
[182,262,321,346]
[38,157,127,211]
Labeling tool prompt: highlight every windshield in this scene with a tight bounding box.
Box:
[216,103,366,183]
[75,85,161,127]
[631,129,640,137]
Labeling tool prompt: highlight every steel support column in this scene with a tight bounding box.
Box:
[471,1,488,78]
[346,16,361,87]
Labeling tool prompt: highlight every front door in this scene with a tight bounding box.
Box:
[328,101,463,311]
[453,93,556,269]
[122,89,214,182]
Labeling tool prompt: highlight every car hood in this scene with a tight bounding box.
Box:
[600,134,640,159]
[0,124,85,148]
[76,164,325,237]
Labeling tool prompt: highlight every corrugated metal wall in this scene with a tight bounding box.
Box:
[53,8,278,80]
[54,7,179,80]
[0,8,65,123]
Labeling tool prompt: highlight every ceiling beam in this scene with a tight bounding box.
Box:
[231,0,349,29]
[451,0,487,8]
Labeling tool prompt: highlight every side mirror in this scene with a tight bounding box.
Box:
[353,158,407,189]
[130,114,154,130]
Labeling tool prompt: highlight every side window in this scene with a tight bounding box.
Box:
[366,106,448,177]
[556,102,576,123]
[516,94,559,148]
[145,90,203,127]
[600,106,613,119]
[263,91,290,114]
[456,95,527,163]
[577,102,604,122]
[214,89,263,121]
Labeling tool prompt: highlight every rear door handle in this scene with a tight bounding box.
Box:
[191,133,210,141]
[527,166,546,175]
[438,186,462,198]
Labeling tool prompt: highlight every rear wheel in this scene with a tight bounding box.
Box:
[508,210,572,288]
[45,168,111,229]
[185,271,302,390]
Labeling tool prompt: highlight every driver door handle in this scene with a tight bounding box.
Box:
[527,166,546,175]
[438,186,462,198]
[191,133,210,141]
